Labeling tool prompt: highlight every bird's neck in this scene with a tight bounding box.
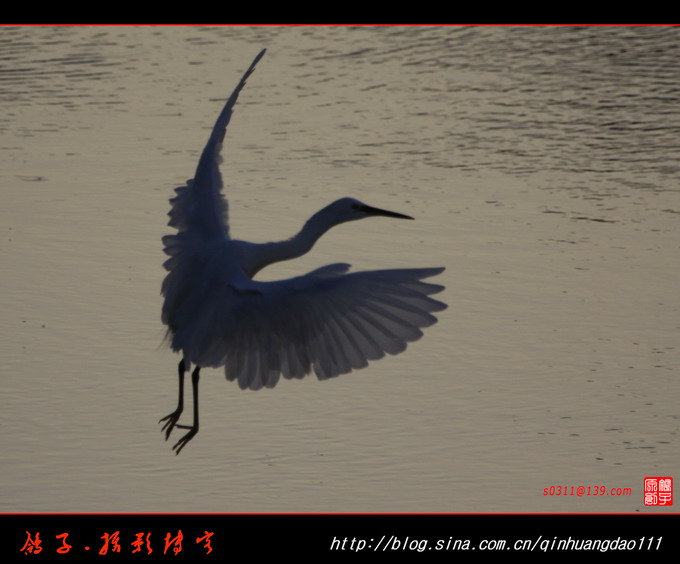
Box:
[246,209,338,277]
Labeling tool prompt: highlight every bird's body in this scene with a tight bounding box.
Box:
[159,49,447,453]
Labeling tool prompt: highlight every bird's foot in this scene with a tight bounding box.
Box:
[172,426,198,455]
[159,410,183,440]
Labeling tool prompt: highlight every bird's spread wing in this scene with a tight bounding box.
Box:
[164,49,266,248]
[170,264,447,390]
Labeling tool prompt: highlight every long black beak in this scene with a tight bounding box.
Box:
[356,203,414,220]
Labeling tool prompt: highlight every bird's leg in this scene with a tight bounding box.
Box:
[172,366,200,455]
[159,359,186,440]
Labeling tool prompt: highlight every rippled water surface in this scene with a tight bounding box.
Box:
[1,26,678,512]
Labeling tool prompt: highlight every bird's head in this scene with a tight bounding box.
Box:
[322,197,414,224]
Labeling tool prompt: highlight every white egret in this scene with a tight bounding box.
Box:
[159,49,447,454]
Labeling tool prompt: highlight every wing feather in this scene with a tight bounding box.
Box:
[163,49,266,253]
[177,264,447,390]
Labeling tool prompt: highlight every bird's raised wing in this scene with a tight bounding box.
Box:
[170,264,447,390]
[164,49,266,245]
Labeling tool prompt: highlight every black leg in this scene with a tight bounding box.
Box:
[159,359,186,440]
[172,366,200,455]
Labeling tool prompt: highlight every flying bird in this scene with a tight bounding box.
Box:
[159,49,446,453]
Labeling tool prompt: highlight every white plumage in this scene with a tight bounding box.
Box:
[159,49,446,453]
